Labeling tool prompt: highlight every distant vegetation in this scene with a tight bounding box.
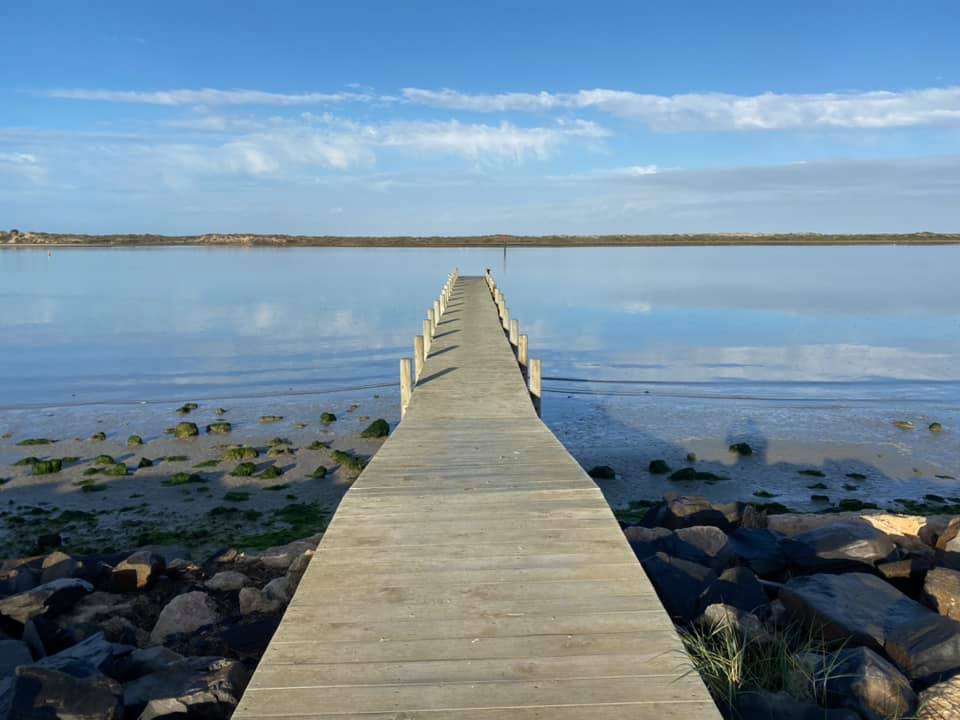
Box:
[3,230,959,247]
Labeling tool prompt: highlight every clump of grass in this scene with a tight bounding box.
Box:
[223,446,258,462]
[194,459,220,468]
[163,472,204,486]
[332,450,365,476]
[360,419,390,438]
[224,490,250,502]
[260,415,284,424]
[258,465,283,479]
[613,499,656,524]
[236,502,326,549]
[127,435,144,446]
[230,462,257,477]
[17,438,53,446]
[206,422,232,435]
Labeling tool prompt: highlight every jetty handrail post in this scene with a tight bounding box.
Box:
[427,308,436,336]
[518,334,528,375]
[502,305,510,332]
[433,299,441,326]
[422,319,432,355]
[414,336,424,381]
[400,358,412,417]
[529,358,542,417]
[509,319,519,348]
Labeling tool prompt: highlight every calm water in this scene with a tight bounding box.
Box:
[2,245,958,508]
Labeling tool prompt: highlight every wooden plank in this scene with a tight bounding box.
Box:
[233,276,719,720]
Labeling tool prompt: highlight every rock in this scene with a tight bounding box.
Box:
[111,550,165,593]
[138,545,192,564]
[817,646,916,720]
[697,603,769,643]
[205,422,232,434]
[698,566,767,614]
[894,420,914,430]
[673,525,733,571]
[21,615,76,658]
[0,559,39,597]
[782,522,895,571]
[35,533,62,552]
[877,557,930,596]
[781,572,960,682]
[623,526,674,561]
[929,422,943,433]
[39,552,81,585]
[768,511,942,539]
[918,675,960,719]
[648,459,671,474]
[219,618,280,660]
[934,517,960,569]
[587,465,615,479]
[923,567,960,620]
[645,495,744,531]
[286,551,313,589]
[0,639,31,680]
[360,418,390,438]
[240,539,316,571]
[728,442,753,456]
[36,632,133,677]
[172,422,198,439]
[727,527,787,577]
[0,578,93,630]
[205,571,249,592]
[734,690,860,719]
[111,646,184,683]
[149,592,220,645]
[640,552,715,621]
[58,591,134,627]
[1,664,123,719]
[122,656,249,719]
[238,577,291,616]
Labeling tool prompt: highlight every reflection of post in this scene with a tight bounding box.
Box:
[518,335,528,375]
[529,358,542,417]
[414,336,424,381]
[400,358,412,417]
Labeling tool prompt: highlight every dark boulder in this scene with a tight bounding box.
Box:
[782,522,896,572]
[781,572,960,682]
[219,617,281,660]
[35,632,133,679]
[733,690,860,719]
[587,465,615,479]
[0,578,93,633]
[0,639,31,680]
[110,646,184,683]
[877,557,930,597]
[111,550,165,592]
[727,527,787,577]
[640,552,715,621]
[0,664,122,719]
[0,558,40,598]
[648,459,671,474]
[622,526,674,561]
[644,495,743,531]
[698,566,767,614]
[122,656,250,719]
[673,525,733,571]
[816,646,916,720]
[923,567,960,621]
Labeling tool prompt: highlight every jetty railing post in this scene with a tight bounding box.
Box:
[400,358,412,417]
[427,308,436,336]
[414,336,424,381]
[502,306,510,332]
[423,318,432,355]
[529,358,542,417]
[519,334,528,375]
[433,300,441,327]
[509,319,519,348]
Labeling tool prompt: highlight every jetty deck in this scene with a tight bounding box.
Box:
[234,274,720,719]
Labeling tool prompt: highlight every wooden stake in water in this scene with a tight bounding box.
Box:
[400,358,412,418]
[414,336,424,380]
[529,358,542,417]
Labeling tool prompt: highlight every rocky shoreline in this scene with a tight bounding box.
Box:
[626,494,960,719]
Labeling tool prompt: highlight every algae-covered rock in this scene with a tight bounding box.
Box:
[332,450,365,476]
[799,469,826,477]
[360,418,390,438]
[173,422,199,439]
[311,466,328,479]
[95,454,115,465]
[728,442,753,456]
[320,412,337,424]
[90,431,106,442]
[260,415,284,423]
[587,465,615,479]
[163,472,204,486]
[31,459,63,475]
[224,490,250,502]
[214,407,227,416]
[224,446,258,462]
[137,457,153,469]
[307,440,329,451]
[895,420,915,430]
[648,459,671,475]
[102,463,128,476]
[176,402,199,415]
[127,434,144,446]
[205,421,232,434]
[16,437,53,446]
[930,422,944,433]
[669,467,728,482]
[259,465,283,479]
[269,437,292,447]
[230,462,257,477]
[13,456,39,466]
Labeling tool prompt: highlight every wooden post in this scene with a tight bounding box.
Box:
[510,319,519,347]
[433,300,441,326]
[502,306,510,332]
[518,334,528,373]
[439,292,446,315]
[414,336,424,380]
[529,358,542,417]
[400,358,412,418]
[422,319,432,355]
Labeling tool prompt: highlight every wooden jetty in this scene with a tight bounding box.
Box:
[234,273,720,719]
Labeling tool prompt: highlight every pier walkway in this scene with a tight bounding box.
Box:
[234,274,720,719]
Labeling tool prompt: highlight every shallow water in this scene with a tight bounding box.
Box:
[2,245,958,510]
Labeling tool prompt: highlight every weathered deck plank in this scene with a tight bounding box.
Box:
[234,276,719,719]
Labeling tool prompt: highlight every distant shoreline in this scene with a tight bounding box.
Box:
[3,231,960,248]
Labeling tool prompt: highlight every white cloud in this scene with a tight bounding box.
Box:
[402,86,960,131]
[0,151,46,184]
[46,88,371,106]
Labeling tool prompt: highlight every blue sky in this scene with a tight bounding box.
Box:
[1,0,959,235]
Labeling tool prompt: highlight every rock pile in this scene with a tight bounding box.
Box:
[0,535,320,719]
[624,494,960,720]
